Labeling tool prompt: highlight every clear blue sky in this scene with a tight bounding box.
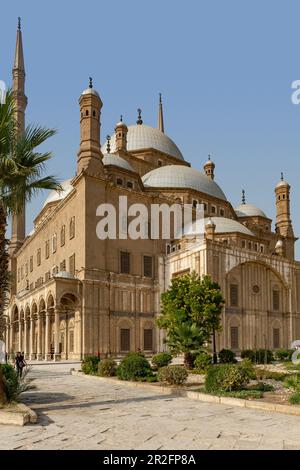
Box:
[1,0,300,254]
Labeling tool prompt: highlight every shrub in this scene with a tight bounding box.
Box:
[98,358,117,377]
[255,349,274,364]
[157,365,188,385]
[81,355,100,375]
[194,351,212,372]
[241,349,274,364]
[255,369,287,381]
[1,364,34,402]
[274,349,294,362]
[249,382,274,392]
[116,352,152,381]
[218,349,237,364]
[205,364,251,393]
[289,392,300,405]
[151,352,172,370]
[241,349,256,362]
[283,374,300,391]
[239,359,256,379]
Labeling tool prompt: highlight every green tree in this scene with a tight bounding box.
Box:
[156,272,225,368]
[0,90,61,403]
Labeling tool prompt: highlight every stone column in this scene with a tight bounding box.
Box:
[30,318,36,360]
[9,324,14,359]
[45,311,52,361]
[24,319,29,359]
[54,309,61,361]
[18,321,23,352]
[37,314,43,360]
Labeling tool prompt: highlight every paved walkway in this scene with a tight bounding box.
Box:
[1,363,300,450]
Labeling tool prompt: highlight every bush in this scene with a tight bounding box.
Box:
[239,359,256,379]
[98,358,117,377]
[1,364,34,402]
[283,374,300,391]
[151,352,173,370]
[81,355,100,375]
[157,365,188,385]
[241,349,274,364]
[218,349,237,364]
[205,364,251,393]
[241,349,256,362]
[274,349,294,362]
[249,382,274,392]
[255,369,287,381]
[194,351,212,372]
[254,349,274,364]
[116,352,152,381]
[289,392,300,405]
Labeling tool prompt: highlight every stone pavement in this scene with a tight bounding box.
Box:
[0,363,300,450]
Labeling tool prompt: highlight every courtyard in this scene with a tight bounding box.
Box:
[0,363,300,450]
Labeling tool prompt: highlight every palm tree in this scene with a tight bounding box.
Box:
[0,90,61,403]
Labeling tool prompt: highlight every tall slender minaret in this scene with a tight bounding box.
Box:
[10,17,27,252]
[158,93,164,133]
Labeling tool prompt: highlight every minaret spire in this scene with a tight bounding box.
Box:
[10,18,28,295]
[158,93,164,133]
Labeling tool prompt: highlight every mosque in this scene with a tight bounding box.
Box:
[4,22,300,360]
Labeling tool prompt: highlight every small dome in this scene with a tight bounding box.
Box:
[43,179,73,208]
[235,203,267,218]
[103,153,134,172]
[81,87,100,98]
[275,239,283,248]
[142,165,227,201]
[101,124,184,161]
[276,179,289,189]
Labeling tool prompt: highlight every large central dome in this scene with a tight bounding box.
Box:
[101,124,184,161]
[142,165,227,200]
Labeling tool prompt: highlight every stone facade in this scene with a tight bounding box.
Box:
[4,23,300,360]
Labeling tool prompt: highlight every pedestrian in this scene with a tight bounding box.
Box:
[5,351,8,364]
[15,351,26,378]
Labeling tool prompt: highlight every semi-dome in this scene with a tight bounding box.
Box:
[43,179,73,208]
[142,165,227,201]
[101,124,184,161]
[103,153,134,172]
[235,203,267,218]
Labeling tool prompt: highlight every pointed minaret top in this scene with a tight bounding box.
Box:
[158,93,164,133]
[13,17,25,71]
[242,189,246,204]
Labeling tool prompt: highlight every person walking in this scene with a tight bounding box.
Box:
[14,351,26,378]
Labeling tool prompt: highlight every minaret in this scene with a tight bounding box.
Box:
[114,115,128,153]
[10,17,27,251]
[275,173,294,238]
[158,93,164,133]
[77,77,103,175]
[204,155,215,180]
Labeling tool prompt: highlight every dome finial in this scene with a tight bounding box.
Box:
[106,135,111,154]
[208,154,211,161]
[18,17,21,31]
[137,108,143,125]
[120,114,123,122]
[242,189,246,204]
[281,172,284,181]
[89,77,93,89]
